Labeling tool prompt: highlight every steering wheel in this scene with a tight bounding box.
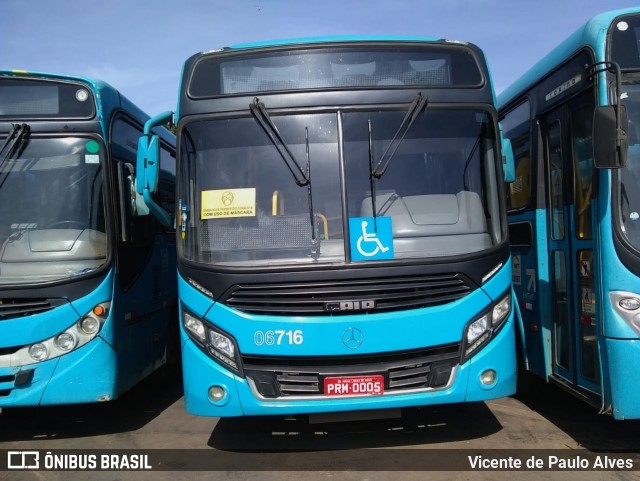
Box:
[44,220,86,230]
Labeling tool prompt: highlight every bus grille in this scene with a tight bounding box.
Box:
[222,274,473,316]
[0,298,66,320]
[243,344,460,398]
[0,370,34,397]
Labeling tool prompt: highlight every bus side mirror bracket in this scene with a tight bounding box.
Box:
[499,123,515,183]
[588,61,628,169]
[136,111,174,227]
[593,104,628,169]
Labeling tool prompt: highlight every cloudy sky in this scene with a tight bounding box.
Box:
[2,0,639,115]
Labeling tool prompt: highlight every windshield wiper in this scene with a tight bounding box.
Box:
[305,127,319,256]
[0,123,30,191]
[0,123,30,163]
[249,98,319,254]
[367,94,427,230]
[367,119,379,232]
[371,92,428,179]
[249,98,309,186]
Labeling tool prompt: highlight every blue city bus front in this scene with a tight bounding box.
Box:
[0,71,176,406]
[141,39,517,417]
[180,268,515,417]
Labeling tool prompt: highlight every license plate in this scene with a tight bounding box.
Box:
[323,375,384,396]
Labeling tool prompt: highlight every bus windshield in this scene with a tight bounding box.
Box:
[179,108,503,267]
[620,80,640,252]
[0,136,107,284]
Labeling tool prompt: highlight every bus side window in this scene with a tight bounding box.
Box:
[111,117,154,245]
[501,101,532,211]
[158,144,177,233]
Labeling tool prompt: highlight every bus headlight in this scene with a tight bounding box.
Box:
[610,292,640,335]
[12,302,110,366]
[54,332,77,352]
[492,295,511,326]
[184,312,206,342]
[619,297,640,311]
[466,315,490,344]
[182,308,242,375]
[29,343,49,362]
[80,316,100,335]
[462,293,511,363]
[209,331,236,359]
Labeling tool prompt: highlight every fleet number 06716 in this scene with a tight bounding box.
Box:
[254,330,304,346]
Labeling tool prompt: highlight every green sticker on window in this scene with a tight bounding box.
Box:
[86,140,100,154]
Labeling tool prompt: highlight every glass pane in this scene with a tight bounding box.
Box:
[0,78,95,119]
[577,250,599,384]
[619,81,640,250]
[571,105,594,240]
[610,14,640,70]
[0,136,107,284]
[190,45,483,96]
[548,121,564,240]
[552,250,570,370]
[179,114,342,267]
[501,101,531,210]
[342,109,502,259]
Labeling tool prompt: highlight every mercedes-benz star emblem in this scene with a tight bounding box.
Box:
[341,326,364,349]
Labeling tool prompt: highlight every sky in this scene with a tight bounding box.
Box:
[2,0,640,115]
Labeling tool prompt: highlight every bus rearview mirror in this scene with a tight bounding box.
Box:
[136,134,161,195]
[499,123,515,183]
[593,105,628,169]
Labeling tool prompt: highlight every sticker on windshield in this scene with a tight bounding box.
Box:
[349,216,394,261]
[201,188,256,219]
[85,140,100,154]
[85,155,99,164]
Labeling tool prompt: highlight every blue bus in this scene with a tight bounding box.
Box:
[498,8,640,419]
[0,70,176,407]
[138,37,517,419]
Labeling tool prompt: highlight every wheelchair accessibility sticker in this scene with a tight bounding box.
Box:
[349,217,394,261]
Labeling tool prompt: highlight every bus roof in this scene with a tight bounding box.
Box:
[220,35,450,52]
[498,7,640,110]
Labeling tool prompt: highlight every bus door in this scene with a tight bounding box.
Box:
[541,93,600,395]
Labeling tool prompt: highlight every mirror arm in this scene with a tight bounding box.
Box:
[136,111,174,226]
[143,190,172,228]
[144,111,174,136]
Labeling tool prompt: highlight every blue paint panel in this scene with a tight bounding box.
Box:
[604,338,640,420]
[599,190,640,339]
[178,275,214,319]
[0,302,80,348]
[0,272,112,348]
[39,337,117,405]
[465,317,517,401]
[190,284,492,357]
[179,265,516,417]
[0,361,57,407]
[0,337,117,407]
[480,259,512,301]
[498,8,640,109]
[230,35,441,50]
[70,271,114,317]
[0,272,115,360]
[180,314,516,417]
[508,210,548,379]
